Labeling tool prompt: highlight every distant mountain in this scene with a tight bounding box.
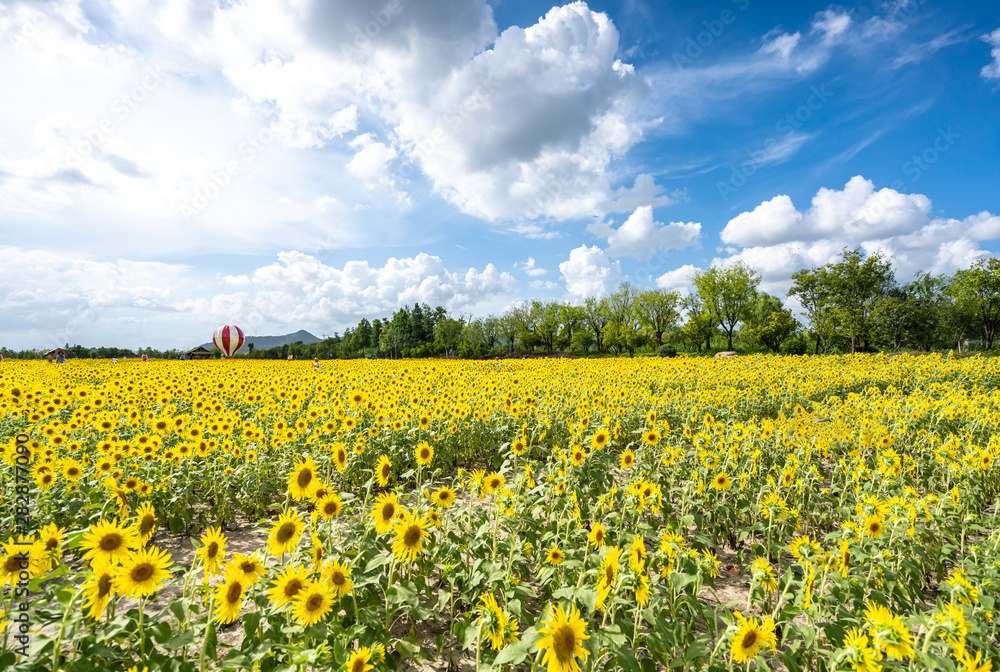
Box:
[201,330,322,351]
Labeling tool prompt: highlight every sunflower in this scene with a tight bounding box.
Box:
[478,592,519,651]
[114,546,173,598]
[213,566,246,624]
[38,523,66,568]
[375,454,392,487]
[546,546,565,566]
[133,501,158,545]
[287,455,319,501]
[371,492,399,534]
[619,449,635,470]
[863,515,885,539]
[322,559,354,600]
[864,602,914,661]
[333,443,349,472]
[570,447,586,467]
[0,536,42,586]
[415,441,434,467]
[82,560,116,620]
[712,472,733,491]
[627,535,646,572]
[345,646,375,672]
[588,522,606,550]
[841,627,880,672]
[81,518,139,567]
[316,492,344,520]
[432,486,457,508]
[590,429,610,450]
[537,603,590,672]
[266,510,304,557]
[195,526,228,577]
[482,472,505,496]
[231,552,265,586]
[267,565,311,608]
[293,582,334,627]
[730,613,777,663]
[642,429,660,445]
[391,509,429,563]
[749,557,778,592]
[511,436,528,456]
[635,571,650,606]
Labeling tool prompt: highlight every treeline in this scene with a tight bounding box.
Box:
[0,345,181,360]
[6,249,998,360]
[249,249,1000,359]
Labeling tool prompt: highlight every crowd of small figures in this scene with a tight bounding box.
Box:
[0,354,999,672]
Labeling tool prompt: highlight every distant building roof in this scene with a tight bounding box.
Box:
[183,346,214,355]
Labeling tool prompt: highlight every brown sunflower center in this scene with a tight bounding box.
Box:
[330,570,346,586]
[100,533,122,551]
[382,502,395,520]
[554,624,576,659]
[297,468,312,488]
[351,657,366,672]
[276,523,297,544]
[324,502,339,516]
[98,573,112,597]
[241,561,256,574]
[226,582,243,603]
[4,556,23,573]
[284,579,302,597]
[742,630,758,649]
[140,516,155,536]
[207,542,219,558]
[46,538,59,550]
[305,593,324,611]
[131,563,154,582]
[404,525,421,547]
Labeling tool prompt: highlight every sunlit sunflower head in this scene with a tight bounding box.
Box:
[591,429,610,450]
[231,552,265,586]
[133,501,158,545]
[213,566,246,624]
[643,429,661,446]
[81,518,139,567]
[316,492,344,520]
[570,447,586,467]
[619,449,635,470]
[82,559,116,621]
[546,546,565,566]
[432,486,457,508]
[293,582,334,627]
[712,472,733,491]
[415,441,434,467]
[371,492,399,534]
[322,559,354,600]
[38,522,66,564]
[537,603,590,672]
[482,472,504,496]
[729,613,777,664]
[588,522,606,550]
[266,510,304,557]
[286,455,319,501]
[113,545,173,598]
[375,454,392,487]
[267,564,311,608]
[391,509,429,563]
[345,646,375,672]
[195,526,228,576]
[332,444,349,472]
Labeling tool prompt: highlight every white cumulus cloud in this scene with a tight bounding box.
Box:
[589,206,701,261]
[559,244,622,301]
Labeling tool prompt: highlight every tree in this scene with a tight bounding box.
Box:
[434,317,465,356]
[411,304,428,343]
[531,300,562,352]
[788,267,836,354]
[498,312,519,353]
[951,257,1000,349]
[742,293,799,353]
[379,323,400,358]
[559,304,586,351]
[680,294,717,353]
[870,293,916,351]
[583,296,611,352]
[604,283,647,355]
[692,261,762,350]
[824,247,895,353]
[247,342,255,354]
[635,288,681,347]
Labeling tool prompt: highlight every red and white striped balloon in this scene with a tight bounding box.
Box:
[212,324,245,357]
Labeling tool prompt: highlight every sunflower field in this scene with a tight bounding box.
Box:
[1,354,999,672]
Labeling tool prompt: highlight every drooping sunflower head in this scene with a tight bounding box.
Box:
[375,454,392,487]
[537,603,590,671]
[391,510,428,563]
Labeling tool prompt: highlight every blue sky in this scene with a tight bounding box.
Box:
[1,0,998,349]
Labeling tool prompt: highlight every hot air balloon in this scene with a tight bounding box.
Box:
[212,324,245,358]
